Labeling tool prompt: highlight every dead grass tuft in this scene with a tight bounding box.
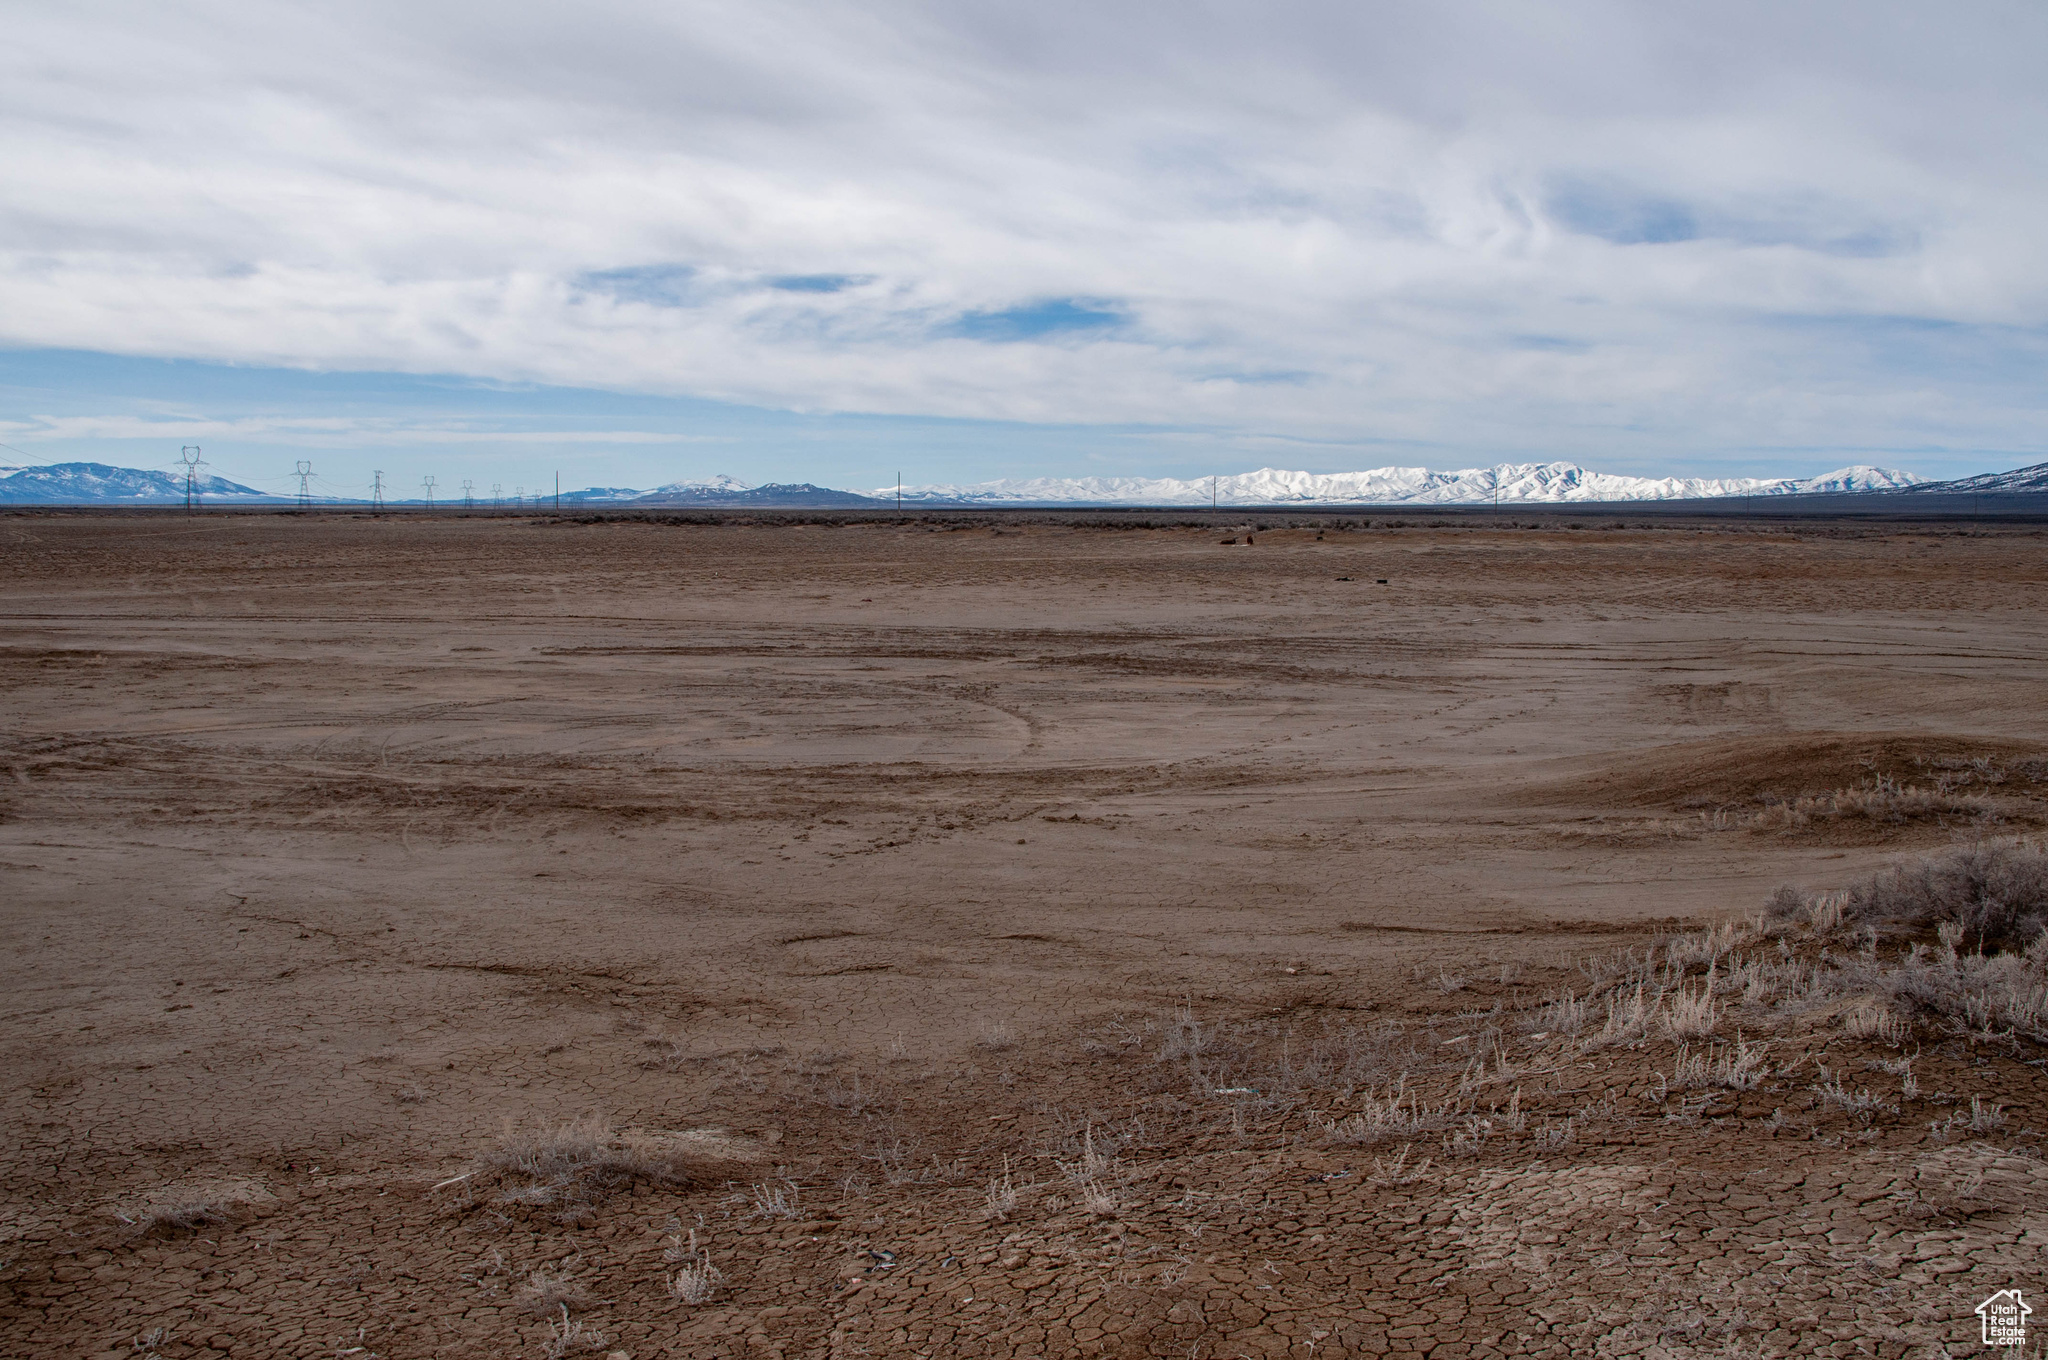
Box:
[1812,1069,1892,1124]
[516,1266,590,1318]
[1662,985,1721,1040]
[120,1202,231,1237]
[1323,1076,1451,1146]
[1055,1125,1123,1216]
[1841,1000,1909,1045]
[983,1156,1020,1220]
[540,1303,607,1358]
[1366,1144,1435,1185]
[665,1229,725,1304]
[1670,1040,1768,1092]
[483,1116,695,1211]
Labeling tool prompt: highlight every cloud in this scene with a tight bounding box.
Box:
[0,414,723,447]
[1,0,2045,473]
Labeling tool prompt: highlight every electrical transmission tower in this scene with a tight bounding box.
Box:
[178,446,205,511]
[491,482,502,510]
[422,474,436,509]
[295,460,314,508]
[514,485,524,510]
[372,470,386,512]
[461,479,474,510]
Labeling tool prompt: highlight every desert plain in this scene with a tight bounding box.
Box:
[2,510,2046,1359]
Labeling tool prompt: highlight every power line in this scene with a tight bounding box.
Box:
[177,445,205,512]
[0,441,57,466]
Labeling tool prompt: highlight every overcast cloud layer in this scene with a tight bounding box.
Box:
[3,0,2046,484]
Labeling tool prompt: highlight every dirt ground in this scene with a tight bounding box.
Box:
[2,511,2046,1359]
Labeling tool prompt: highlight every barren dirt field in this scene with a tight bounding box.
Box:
[4,511,2048,1360]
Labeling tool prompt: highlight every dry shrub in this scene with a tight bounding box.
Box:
[1754,845,2048,1039]
[1881,945,2048,1039]
[1845,841,2048,951]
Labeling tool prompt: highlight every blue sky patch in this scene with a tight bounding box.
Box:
[948,298,1127,342]
[766,273,864,293]
[577,264,701,307]
[1548,181,1699,245]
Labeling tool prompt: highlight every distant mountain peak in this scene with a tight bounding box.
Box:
[647,473,752,494]
[1794,466,1929,493]
[863,461,1932,507]
[0,460,269,503]
[1915,461,2048,495]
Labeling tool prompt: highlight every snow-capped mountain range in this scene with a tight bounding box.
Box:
[570,475,878,506]
[11,457,2037,507]
[862,462,1927,506]
[0,461,269,503]
[1910,461,2048,496]
[571,474,751,501]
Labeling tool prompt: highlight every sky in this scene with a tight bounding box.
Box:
[3,0,2046,496]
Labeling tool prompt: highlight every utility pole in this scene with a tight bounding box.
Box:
[421,475,436,509]
[1211,476,1217,511]
[178,446,204,511]
[555,472,560,512]
[897,471,902,512]
[461,479,474,510]
[372,470,386,513]
[294,460,313,508]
